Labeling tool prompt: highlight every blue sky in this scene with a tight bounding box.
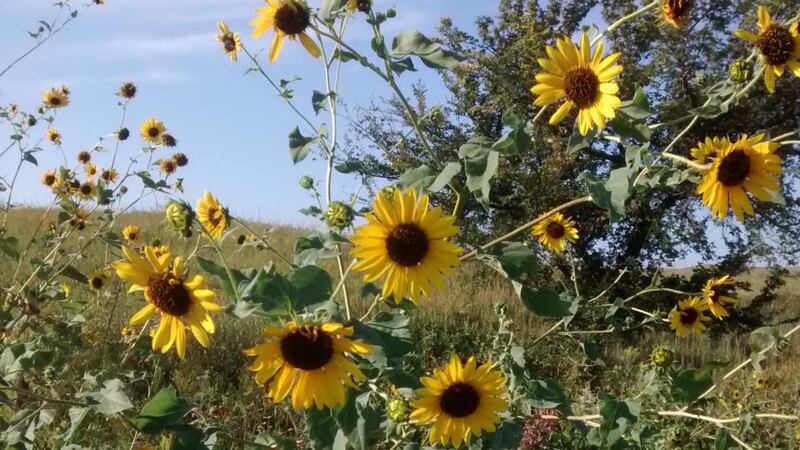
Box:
[0,0,499,226]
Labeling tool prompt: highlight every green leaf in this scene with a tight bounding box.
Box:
[399,165,435,192]
[526,378,573,416]
[587,393,640,447]
[567,128,598,154]
[306,408,338,450]
[172,425,207,450]
[516,284,576,318]
[579,169,633,222]
[690,102,729,119]
[312,90,329,115]
[196,257,246,299]
[78,378,133,415]
[335,392,380,450]
[492,111,531,155]
[354,312,413,368]
[611,114,650,142]
[0,339,55,382]
[491,421,522,449]
[618,86,650,120]
[671,368,714,402]
[0,236,20,260]
[235,266,294,318]
[59,265,88,284]
[428,161,461,193]
[289,127,316,164]
[55,407,92,446]
[459,136,498,209]
[477,242,537,280]
[131,388,192,434]
[390,29,462,69]
[714,430,735,450]
[318,0,348,21]
[294,231,346,266]
[332,47,359,63]
[289,265,332,311]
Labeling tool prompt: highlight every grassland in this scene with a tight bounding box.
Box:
[2,208,799,448]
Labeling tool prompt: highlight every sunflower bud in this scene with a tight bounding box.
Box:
[728,60,753,83]
[356,0,372,13]
[386,397,409,422]
[117,127,130,141]
[166,200,194,237]
[299,175,314,190]
[324,201,354,229]
[649,346,674,368]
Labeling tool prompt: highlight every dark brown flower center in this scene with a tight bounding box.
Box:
[280,326,334,370]
[664,0,693,23]
[563,67,600,108]
[756,25,795,66]
[716,149,751,187]
[546,222,566,239]
[386,223,429,266]
[206,207,223,227]
[49,97,61,106]
[43,174,56,186]
[147,274,192,316]
[679,307,698,325]
[222,35,237,52]
[162,160,176,174]
[121,83,137,99]
[173,153,189,167]
[148,127,160,138]
[440,382,480,418]
[90,277,104,290]
[78,152,91,163]
[274,1,310,35]
[79,183,93,196]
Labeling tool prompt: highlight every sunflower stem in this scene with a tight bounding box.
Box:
[197,222,242,302]
[232,217,293,267]
[591,0,659,46]
[0,384,89,407]
[461,196,593,261]
[661,152,710,171]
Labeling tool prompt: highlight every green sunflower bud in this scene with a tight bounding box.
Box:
[728,60,752,84]
[386,397,409,422]
[649,346,674,368]
[299,175,314,190]
[117,127,130,141]
[166,200,194,237]
[324,201,354,229]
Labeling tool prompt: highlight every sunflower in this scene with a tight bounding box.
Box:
[251,0,321,63]
[702,275,736,319]
[662,0,694,28]
[196,191,228,239]
[117,82,137,100]
[245,322,372,410]
[42,87,69,108]
[669,296,711,337]
[690,136,730,164]
[84,163,99,180]
[59,283,71,298]
[752,373,768,390]
[696,134,782,222]
[350,188,462,303]
[122,225,141,242]
[410,355,509,448]
[41,170,58,187]
[77,150,91,164]
[531,212,579,254]
[112,245,222,359]
[160,159,177,175]
[345,0,371,13]
[70,209,90,230]
[140,118,166,145]
[77,181,96,201]
[47,128,62,145]
[734,6,800,93]
[216,21,242,61]
[88,269,111,291]
[162,133,177,147]
[531,32,623,136]
[172,152,189,167]
[100,168,118,183]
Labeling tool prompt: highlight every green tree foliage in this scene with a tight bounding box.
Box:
[344,0,800,322]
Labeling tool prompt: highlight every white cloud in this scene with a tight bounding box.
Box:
[103,32,214,56]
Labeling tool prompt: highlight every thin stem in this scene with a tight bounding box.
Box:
[0,385,88,407]
[232,217,293,267]
[661,152,710,171]
[461,196,593,261]
[359,294,383,322]
[591,0,659,46]
[197,221,242,302]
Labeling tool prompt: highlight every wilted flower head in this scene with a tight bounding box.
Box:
[166,200,194,237]
[118,82,137,99]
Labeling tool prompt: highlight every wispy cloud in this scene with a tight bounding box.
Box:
[102,32,215,57]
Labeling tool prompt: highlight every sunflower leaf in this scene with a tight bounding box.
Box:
[131,387,192,433]
[390,29,462,70]
[306,408,338,450]
[586,393,640,447]
[77,378,133,416]
[428,161,461,193]
[399,164,435,192]
[477,241,537,280]
[459,136,498,210]
[312,90,329,115]
[515,283,577,318]
[289,127,316,164]
[670,368,714,402]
